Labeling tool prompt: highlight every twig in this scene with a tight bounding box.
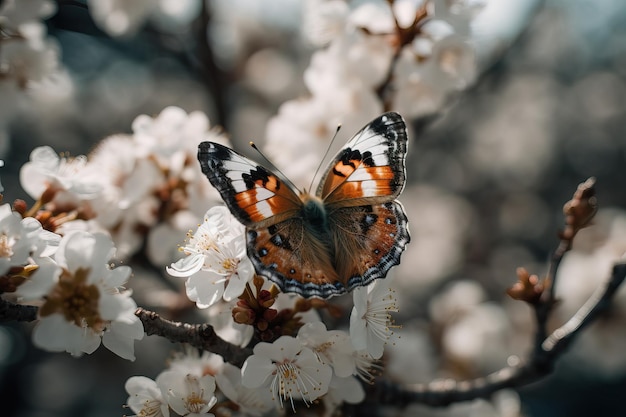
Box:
[375,0,430,111]
[535,177,597,343]
[135,307,253,367]
[541,263,626,355]
[368,262,626,407]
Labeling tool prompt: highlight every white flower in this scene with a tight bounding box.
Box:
[304,30,393,93]
[86,0,153,37]
[168,346,225,378]
[19,146,102,201]
[429,280,487,325]
[323,375,365,415]
[0,205,61,300]
[0,204,42,275]
[350,281,399,359]
[297,321,356,377]
[353,349,382,383]
[87,135,162,259]
[32,231,144,360]
[157,370,217,417]
[84,107,229,263]
[125,375,170,417]
[0,0,56,30]
[132,106,219,159]
[433,0,485,36]
[216,362,274,416]
[87,0,201,37]
[303,0,350,46]
[168,206,253,308]
[442,302,512,373]
[1,35,60,89]
[241,335,332,410]
[264,93,382,188]
[0,1,60,89]
[203,299,254,348]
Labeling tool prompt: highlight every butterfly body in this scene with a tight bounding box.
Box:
[198,112,410,298]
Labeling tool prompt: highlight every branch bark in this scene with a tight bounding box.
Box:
[0,297,38,322]
[135,307,253,367]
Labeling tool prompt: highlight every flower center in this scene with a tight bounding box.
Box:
[183,375,208,413]
[221,257,238,272]
[39,267,104,330]
[196,232,218,252]
[0,233,15,258]
[136,398,163,417]
[279,362,299,380]
[316,341,333,355]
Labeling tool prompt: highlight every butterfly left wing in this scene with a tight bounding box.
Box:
[197,142,303,229]
[317,112,408,207]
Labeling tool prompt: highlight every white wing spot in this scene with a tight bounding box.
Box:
[360,180,380,196]
[255,187,275,200]
[255,200,275,217]
[347,166,374,181]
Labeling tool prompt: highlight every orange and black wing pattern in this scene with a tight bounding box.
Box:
[317,112,408,208]
[198,142,302,229]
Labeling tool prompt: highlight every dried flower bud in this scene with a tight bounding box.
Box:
[507,267,544,304]
[561,177,597,241]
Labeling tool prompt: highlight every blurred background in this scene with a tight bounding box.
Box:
[2,0,626,416]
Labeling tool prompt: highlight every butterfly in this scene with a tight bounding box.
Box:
[197,112,410,299]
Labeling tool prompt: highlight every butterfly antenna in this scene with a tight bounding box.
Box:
[249,142,301,192]
[308,124,342,193]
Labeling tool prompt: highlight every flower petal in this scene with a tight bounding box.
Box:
[241,354,274,388]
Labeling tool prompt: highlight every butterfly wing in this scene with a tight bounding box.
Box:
[328,201,410,292]
[199,142,344,297]
[317,112,408,207]
[246,200,411,298]
[318,112,410,293]
[197,142,302,229]
[247,219,345,298]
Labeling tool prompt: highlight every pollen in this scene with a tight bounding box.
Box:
[184,390,207,414]
[221,257,238,272]
[39,267,104,330]
[316,341,334,355]
[0,234,15,258]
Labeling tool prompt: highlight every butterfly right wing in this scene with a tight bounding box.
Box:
[317,112,407,208]
[197,142,303,229]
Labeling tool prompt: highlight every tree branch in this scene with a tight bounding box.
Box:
[367,262,626,407]
[135,307,253,367]
[0,297,38,322]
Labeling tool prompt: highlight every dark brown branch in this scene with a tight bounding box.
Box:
[135,307,253,367]
[0,297,38,322]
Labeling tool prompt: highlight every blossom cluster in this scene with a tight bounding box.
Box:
[0,203,143,359]
[0,106,229,360]
[18,106,228,264]
[125,318,390,416]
